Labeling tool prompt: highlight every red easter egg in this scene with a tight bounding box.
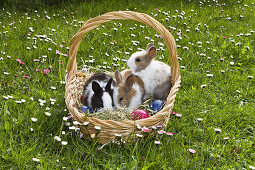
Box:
[131,109,149,120]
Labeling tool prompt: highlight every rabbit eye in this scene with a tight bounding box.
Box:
[135,58,141,62]
[119,97,124,102]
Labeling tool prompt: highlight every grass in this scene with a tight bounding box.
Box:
[1,0,255,169]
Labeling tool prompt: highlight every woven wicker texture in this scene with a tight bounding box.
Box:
[65,11,181,144]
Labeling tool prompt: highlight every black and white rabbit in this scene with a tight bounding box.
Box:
[81,73,116,112]
[127,43,172,100]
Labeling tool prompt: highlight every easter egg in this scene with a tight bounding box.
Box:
[131,109,149,120]
[149,99,165,112]
[80,106,93,114]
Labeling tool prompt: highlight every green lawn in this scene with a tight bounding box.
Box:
[0,0,255,169]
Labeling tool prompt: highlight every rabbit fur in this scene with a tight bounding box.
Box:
[82,73,116,112]
[127,43,172,100]
[113,69,145,110]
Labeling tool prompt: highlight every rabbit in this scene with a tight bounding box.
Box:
[127,43,172,100]
[113,70,145,111]
[81,72,116,112]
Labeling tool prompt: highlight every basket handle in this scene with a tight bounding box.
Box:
[66,11,180,84]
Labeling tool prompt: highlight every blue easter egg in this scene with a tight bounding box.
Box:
[80,106,93,114]
[149,100,165,112]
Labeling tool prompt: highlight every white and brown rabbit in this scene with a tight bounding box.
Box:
[127,43,172,100]
[113,70,145,110]
[81,73,116,112]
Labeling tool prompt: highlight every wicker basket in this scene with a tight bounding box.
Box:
[65,11,181,144]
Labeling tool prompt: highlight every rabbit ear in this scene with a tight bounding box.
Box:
[92,81,102,95]
[146,46,156,61]
[115,70,122,84]
[146,42,154,51]
[105,78,113,91]
[124,74,134,92]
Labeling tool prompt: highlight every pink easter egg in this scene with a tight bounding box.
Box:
[131,109,149,120]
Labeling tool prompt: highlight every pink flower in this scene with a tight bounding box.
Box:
[222,36,227,39]
[113,40,117,42]
[19,61,24,65]
[177,32,182,36]
[157,130,166,134]
[62,40,66,44]
[43,69,50,74]
[189,149,196,154]
[170,111,177,115]
[223,137,229,140]
[16,59,22,62]
[4,43,8,46]
[34,59,40,62]
[171,111,182,117]
[166,132,174,136]
[49,65,52,69]
[80,132,84,138]
[36,69,41,71]
[142,127,149,132]
[56,50,60,54]
[67,115,72,119]
[156,124,163,128]
[168,29,171,32]
[22,75,29,78]
[176,113,182,118]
